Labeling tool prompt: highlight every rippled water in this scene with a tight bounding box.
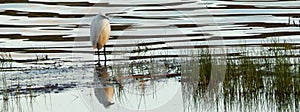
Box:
[1,0,299,68]
[1,0,300,112]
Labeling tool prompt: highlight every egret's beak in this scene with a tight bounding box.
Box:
[101,15,110,20]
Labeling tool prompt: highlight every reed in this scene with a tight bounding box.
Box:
[181,38,300,111]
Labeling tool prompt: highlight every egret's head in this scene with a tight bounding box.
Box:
[100,14,109,20]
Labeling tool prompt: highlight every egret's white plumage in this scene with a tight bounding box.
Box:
[90,14,111,49]
[90,14,111,65]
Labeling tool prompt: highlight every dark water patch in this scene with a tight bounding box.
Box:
[226,52,242,56]
[0,0,28,3]
[0,83,77,96]
[111,24,132,30]
[131,24,208,29]
[111,33,209,39]
[133,7,206,11]
[211,4,257,9]
[1,59,46,63]
[76,23,131,30]
[273,13,300,18]
[136,41,165,46]
[23,35,73,41]
[0,46,88,52]
[0,24,59,28]
[235,22,291,28]
[260,6,300,9]
[64,24,90,28]
[135,1,196,7]
[105,42,165,48]
[210,36,255,40]
[209,31,300,40]
[209,4,300,9]
[210,13,266,17]
[0,34,81,41]
[57,14,86,18]
[11,1,162,8]
[174,24,208,28]
[210,13,276,17]
[120,73,180,80]
[115,15,173,19]
[34,1,197,7]
[200,12,300,17]
[26,62,61,65]
[102,1,196,7]
[247,31,300,38]
[30,1,93,6]
[1,10,85,18]
[21,49,72,53]
[40,28,73,31]
[0,48,27,52]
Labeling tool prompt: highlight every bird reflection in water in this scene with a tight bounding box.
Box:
[92,63,181,109]
[93,66,114,108]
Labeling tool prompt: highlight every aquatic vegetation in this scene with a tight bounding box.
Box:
[181,39,300,112]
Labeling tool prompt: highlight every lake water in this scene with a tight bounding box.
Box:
[0,0,300,112]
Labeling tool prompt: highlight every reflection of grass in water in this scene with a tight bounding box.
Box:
[1,95,35,112]
[0,52,12,62]
[1,57,11,102]
[111,54,178,110]
[182,39,300,112]
[112,61,154,103]
[0,53,37,112]
[1,56,9,112]
[111,63,127,104]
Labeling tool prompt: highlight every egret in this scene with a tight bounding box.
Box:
[90,14,111,66]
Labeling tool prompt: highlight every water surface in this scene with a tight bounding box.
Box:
[1,0,300,112]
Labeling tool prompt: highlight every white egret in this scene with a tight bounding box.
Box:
[90,14,111,66]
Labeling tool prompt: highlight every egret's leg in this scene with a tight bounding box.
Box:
[104,45,107,67]
[97,44,101,66]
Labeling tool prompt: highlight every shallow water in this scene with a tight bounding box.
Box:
[0,0,300,112]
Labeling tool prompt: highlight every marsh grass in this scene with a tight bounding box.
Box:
[0,52,41,112]
[181,38,300,112]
